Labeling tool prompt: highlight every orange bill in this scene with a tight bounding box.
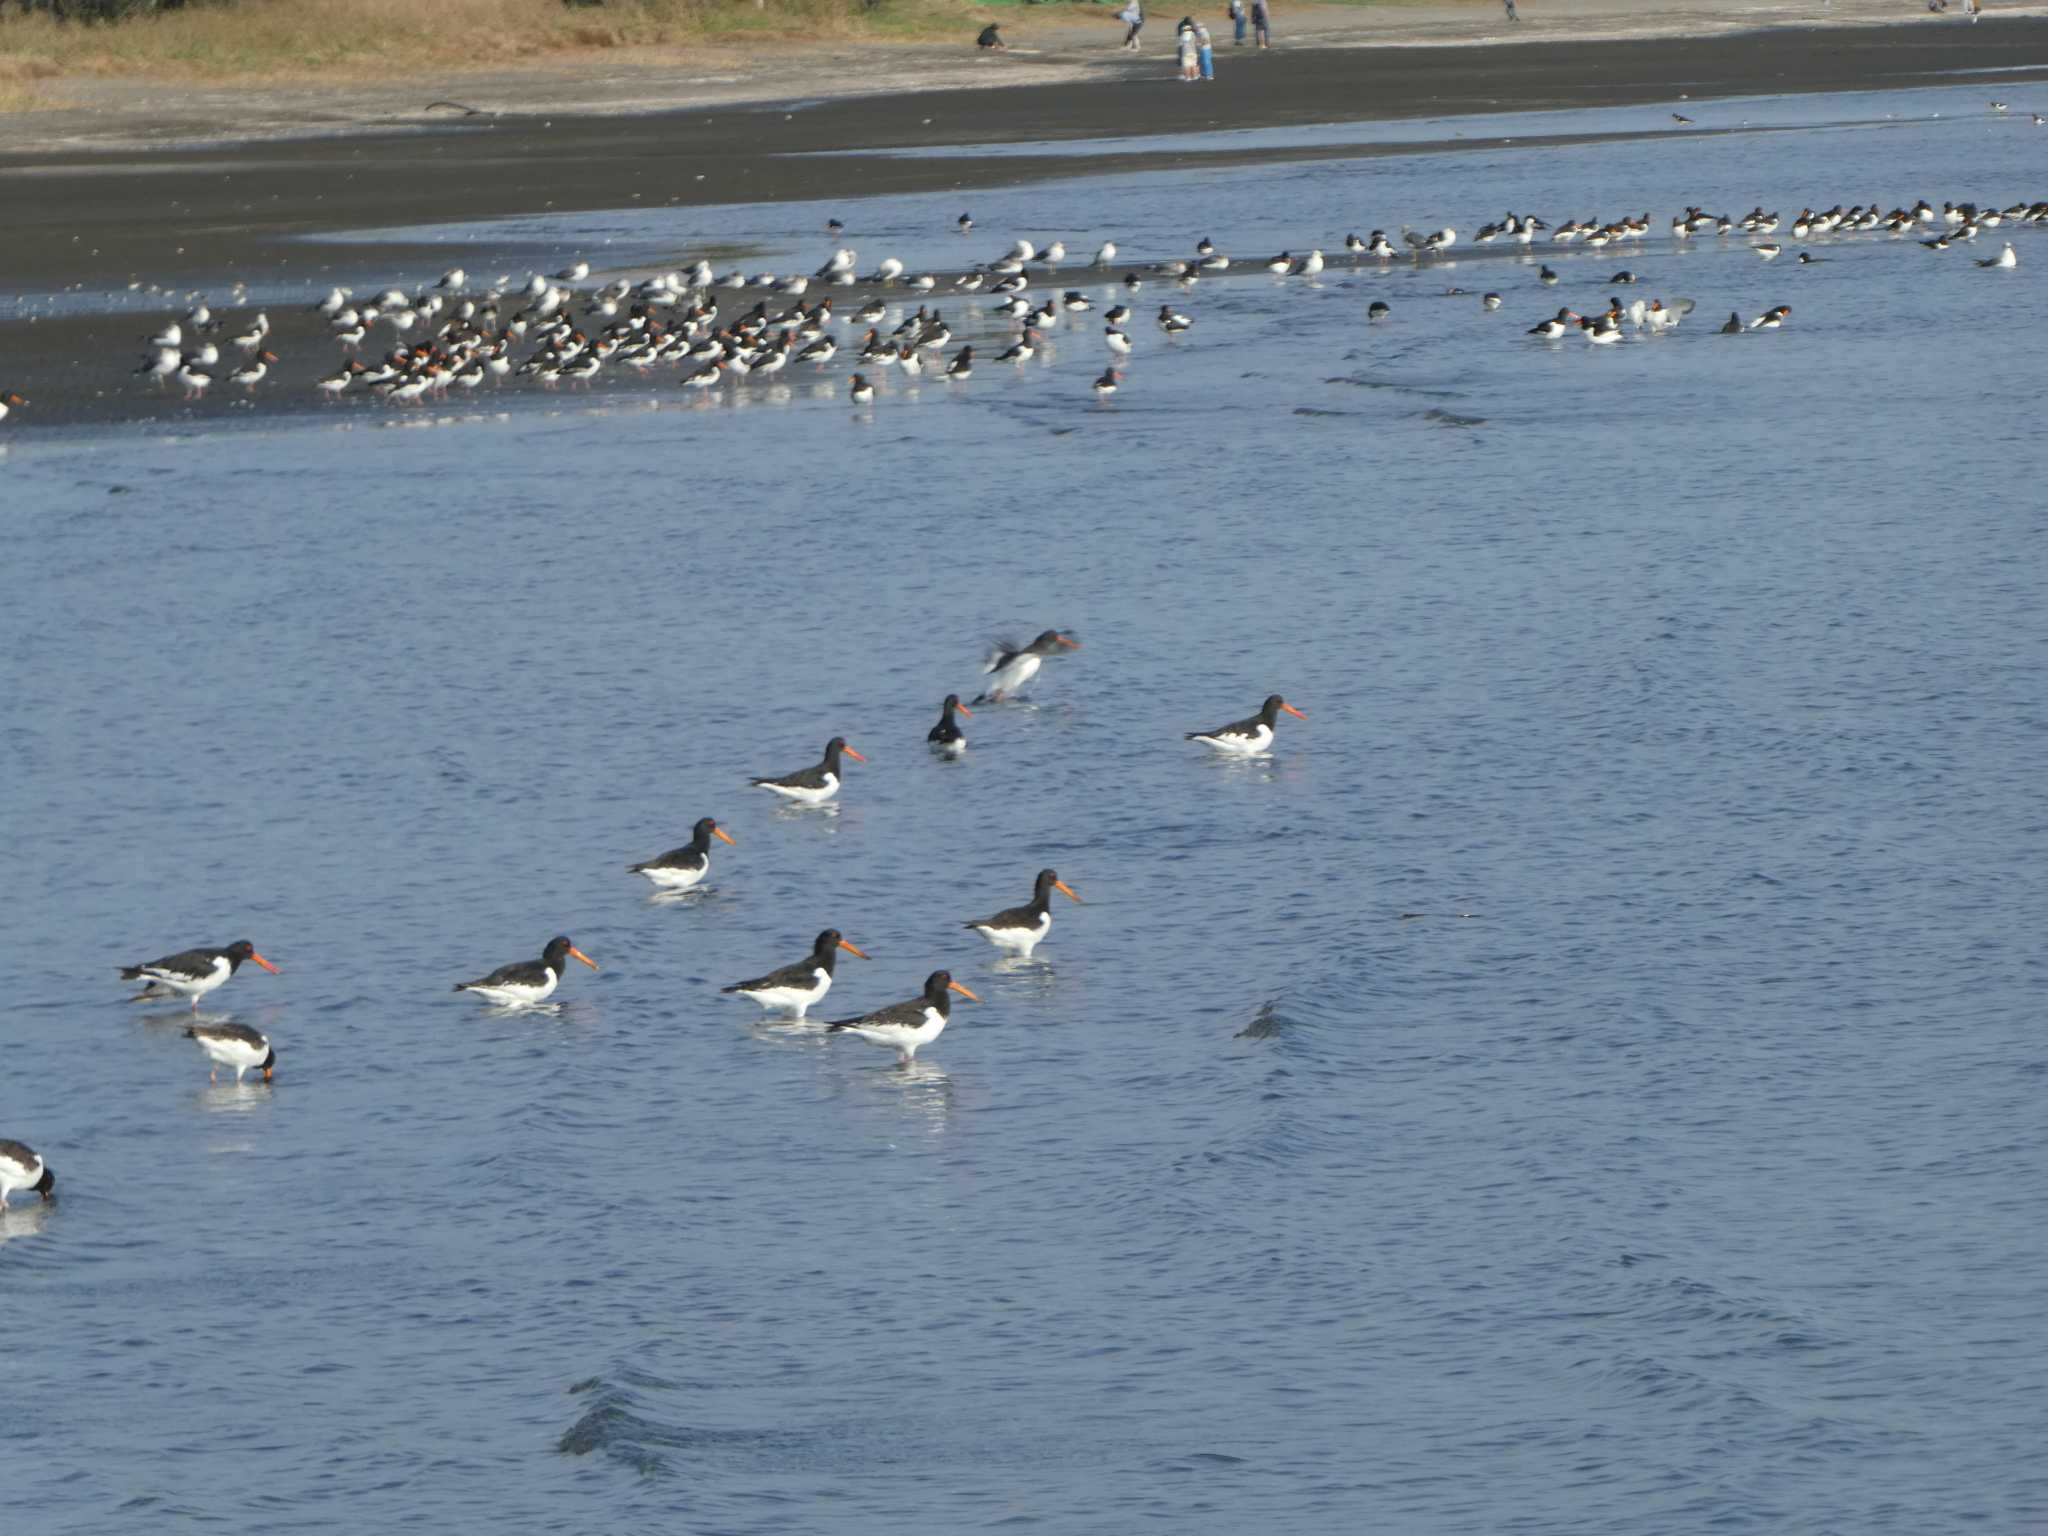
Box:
[842,745,867,762]
[712,826,737,846]
[1280,703,1308,720]
[249,951,281,974]
[568,946,600,970]
[838,937,870,959]
[955,703,973,717]
[948,979,981,1002]
[1053,879,1082,903]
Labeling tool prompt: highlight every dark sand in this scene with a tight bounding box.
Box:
[7,20,2048,427]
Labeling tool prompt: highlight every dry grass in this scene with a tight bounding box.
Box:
[0,0,1023,86]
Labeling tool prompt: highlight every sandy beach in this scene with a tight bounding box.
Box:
[6,4,2048,425]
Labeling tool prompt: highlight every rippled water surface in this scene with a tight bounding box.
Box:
[5,86,2046,1533]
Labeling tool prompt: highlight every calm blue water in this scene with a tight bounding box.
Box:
[4,85,2045,1533]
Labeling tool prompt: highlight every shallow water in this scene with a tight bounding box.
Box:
[4,85,2046,1532]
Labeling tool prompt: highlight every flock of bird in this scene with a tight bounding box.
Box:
[0,632,1314,1210]
[6,158,1996,428]
[0,98,2037,429]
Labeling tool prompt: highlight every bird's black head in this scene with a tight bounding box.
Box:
[823,736,866,766]
[1257,694,1311,724]
[814,929,868,964]
[33,1164,55,1201]
[692,816,735,850]
[1031,629,1081,654]
[259,1047,277,1076]
[224,940,280,974]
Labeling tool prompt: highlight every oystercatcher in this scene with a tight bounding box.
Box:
[751,736,864,805]
[185,1021,275,1084]
[1186,694,1308,755]
[0,1141,55,1208]
[453,936,597,1007]
[722,928,869,1017]
[626,817,735,892]
[119,941,279,1010]
[827,970,979,1063]
[928,694,973,754]
[976,630,1080,703]
[965,868,1081,958]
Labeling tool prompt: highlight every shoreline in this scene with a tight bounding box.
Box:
[8,15,2048,429]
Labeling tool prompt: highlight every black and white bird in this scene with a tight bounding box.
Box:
[976,630,1081,703]
[185,1021,275,1084]
[453,936,598,1007]
[827,970,979,1064]
[928,694,973,754]
[751,736,865,805]
[626,817,735,892]
[118,940,279,1010]
[1186,694,1308,755]
[0,1140,55,1208]
[964,868,1082,959]
[721,928,869,1017]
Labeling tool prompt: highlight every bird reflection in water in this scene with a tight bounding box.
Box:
[0,1203,52,1244]
[888,1059,955,1135]
[200,1080,274,1115]
[139,1007,234,1032]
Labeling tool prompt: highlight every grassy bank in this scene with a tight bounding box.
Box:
[0,0,1021,89]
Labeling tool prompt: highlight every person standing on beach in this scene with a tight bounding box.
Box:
[1502,0,1518,21]
[1119,0,1145,50]
[1228,0,1247,45]
[1251,0,1272,49]
[1196,18,1215,78]
[1177,17,1200,80]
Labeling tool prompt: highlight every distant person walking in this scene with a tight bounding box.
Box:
[1119,0,1145,49]
[1196,18,1215,77]
[1251,0,1272,49]
[1177,18,1200,79]
[1228,0,1247,44]
[1502,0,1518,21]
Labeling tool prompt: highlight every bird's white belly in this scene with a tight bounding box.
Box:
[198,1037,266,1074]
[987,654,1041,696]
[975,912,1051,955]
[149,959,229,996]
[761,773,839,803]
[1199,723,1274,755]
[640,862,707,891]
[470,973,559,1007]
[0,1155,40,1201]
[740,971,830,1015]
[846,1010,946,1059]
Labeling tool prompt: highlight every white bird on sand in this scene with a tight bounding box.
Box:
[1094,241,1118,265]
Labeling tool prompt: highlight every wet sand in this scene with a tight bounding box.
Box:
[7,17,2048,427]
